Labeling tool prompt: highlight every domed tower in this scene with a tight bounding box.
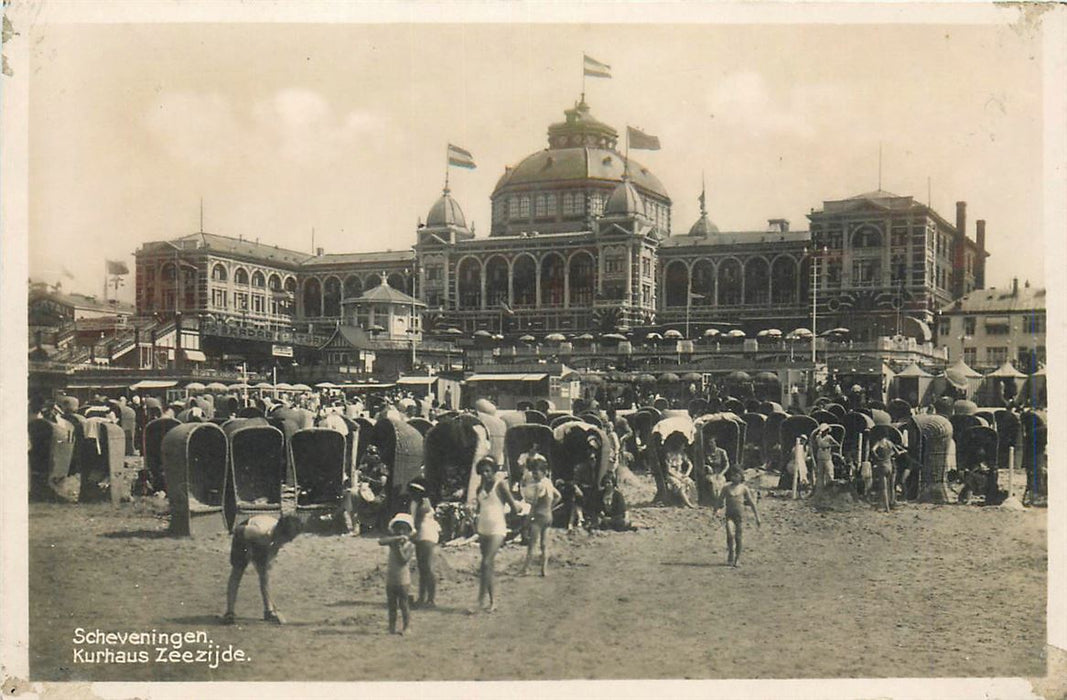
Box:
[687,183,719,237]
[489,99,671,237]
[415,186,473,312]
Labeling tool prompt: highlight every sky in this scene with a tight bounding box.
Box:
[28,15,1047,302]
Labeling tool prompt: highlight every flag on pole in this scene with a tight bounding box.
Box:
[106,259,129,275]
[627,126,661,151]
[447,144,477,169]
[583,54,612,79]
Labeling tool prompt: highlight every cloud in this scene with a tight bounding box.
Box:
[145,88,389,169]
[706,71,842,140]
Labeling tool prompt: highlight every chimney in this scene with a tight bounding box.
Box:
[974,219,986,289]
[1012,277,1019,296]
[955,201,966,237]
[316,247,324,257]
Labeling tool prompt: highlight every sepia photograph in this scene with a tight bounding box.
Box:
[3,2,1065,698]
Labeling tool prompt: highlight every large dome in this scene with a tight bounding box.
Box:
[492,147,669,200]
[488,99,671,237]
[426,188,467,229]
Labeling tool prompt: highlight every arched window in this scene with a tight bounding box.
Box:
[519,195,530,218]
[771,257,798,304]
[851,225,883,249]
[268,274,281,291]
[718,259,742,306]
[364,273,381,289]
[485,256,509,308]
[161,263,176,282]
[251,271,265,288]
[568,252,595,307]
[540,253,565,307]
[691,259,714,305]
[664,260,690,307]
[744,258,770,305]
[323,277,342,316]
[234,268,249,285]
[211,264,227,282]
[303,278,321,317]
[513,255,537,307]
[387,272,406,291]
[344,275,362,299]
[457,258,482,309]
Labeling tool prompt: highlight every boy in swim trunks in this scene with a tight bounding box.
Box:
[715,468,761,567]
[378,513,416,635]
[222,513,302,624]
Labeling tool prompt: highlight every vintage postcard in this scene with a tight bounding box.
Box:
[2,2,1064,699]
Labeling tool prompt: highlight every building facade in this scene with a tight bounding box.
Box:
[130,96,993,373]
[938,279,1045,372]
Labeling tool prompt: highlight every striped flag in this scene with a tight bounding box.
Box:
[627,126,660,151]
[447,143,476,169]
[583,54,612,79]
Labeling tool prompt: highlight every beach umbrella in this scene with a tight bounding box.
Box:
[645,332,663,341]
[292,383,312,392]
[681,372,704,383]
[315,381,339,389]
[580,373,605,384]
[727,329,746,339]
[492,333,505,341]
[703,328,721,338]
[442,327,463,336]
[726,370,752,382]
[757,329,782,339]
[519,334,536,343]
[634,373,657,384]
[663,329,684,340]
[545,333,566,343]
[229,382,249,390]
[254,382,274,389]
[205,381,229,392]
[788,327,813,339]
[601,332,627,342]
[575,333,596,342]
[473,329,492,338]
[274,382,294,391]
[185,381,206,392]
[821,327,849,337]
[658,372,681,383]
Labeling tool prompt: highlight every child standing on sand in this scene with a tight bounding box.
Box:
[715,468,761,567]
[520,456,560,577]
[378,513,416,635]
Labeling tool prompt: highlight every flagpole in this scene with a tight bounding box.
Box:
[581,54,585,103]
[444,145,450,191]
[103,260,108,302]
[624,127,630,177]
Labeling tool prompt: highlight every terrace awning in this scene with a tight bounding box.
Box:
[183,349,207,362]
[467,373,548,382]
[129,379,178,390]
[396,376,436,386]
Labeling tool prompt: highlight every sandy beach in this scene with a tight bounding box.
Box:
[28,473,1046,682]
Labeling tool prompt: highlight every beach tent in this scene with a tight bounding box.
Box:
[892,363,932,406]
[978,361,1026,405]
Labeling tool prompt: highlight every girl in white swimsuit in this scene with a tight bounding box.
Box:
[472,456,520,613]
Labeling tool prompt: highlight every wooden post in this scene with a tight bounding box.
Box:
[792,437,800,500]
[1007,445,1015,499]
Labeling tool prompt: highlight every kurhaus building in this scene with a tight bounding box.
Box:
[132,97,990,357]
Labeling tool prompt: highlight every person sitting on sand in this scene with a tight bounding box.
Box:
[222,513,302,625]
[598,472,637,532]
[715,468,760,567]
[663,434,698,508]
[378,513,416,635]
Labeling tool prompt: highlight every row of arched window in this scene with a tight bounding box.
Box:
[208,263,294,293]
[454,252,596,310]
[301,272,411,318]
[662,256,805,307]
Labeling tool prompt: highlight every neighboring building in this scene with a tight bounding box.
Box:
[807,193,987,341]
[938,279,1045,372]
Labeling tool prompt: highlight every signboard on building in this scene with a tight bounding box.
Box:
[272,344,293,358]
